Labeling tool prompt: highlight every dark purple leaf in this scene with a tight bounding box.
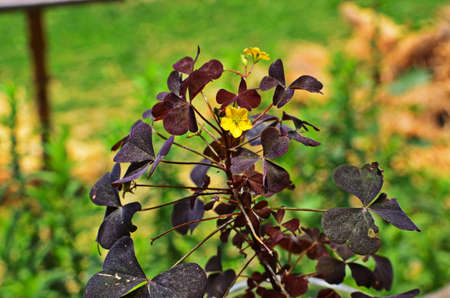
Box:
[156,92,169,101]
[232,232,245,249]
[282,218,300,232]
[216,89,236,107]
[273,209,285,224]
[321,208,381,255]
[282,112,320,131]
[103,236,146,278]
[263,160,293,195]
[206,270,235,298]
[269,59,285,86]
[275,87,295,108]
[205,247,222,272]
[111,135,128,152]
[352,289,420,298]
[142,109,154,120]
[149,263,207,298]
[111,163,121,181]
[96,202,141,249]
[113,161,150,185]
[171,198,205,235]
[114,121,155,163]
[188,105,198,133]
[351,292,372,298]
[318,289,341,298]
[283,274,308,296]
[316,256,346,284]
[199,59,223,80]
[384,289,420,298]
[287,131,320,146]
[173,57,195,75]
[372,255,393,291]
[167,71,182,97]
[332,243,355,261]
[237,89,261,110]
[148,136,174,179]
[151,101,168,121]
[84,236,148,298]
[259,76,279,91]
[214,203,235,215]
[90,165,121,207]
[289,75,323,94]
[369,193,420,231]
[231,148,260,174]
[272,85,284,107]
[333,163,384,206]
[348,263,374,288]
[163,100,194,136]
[245,121,271,146]
[261,126,290,158]
[257,288,286,298]
[238,77,247,93]
[188,60,223,99]
[190,159,211,187]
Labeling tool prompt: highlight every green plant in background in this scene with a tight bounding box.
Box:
[0,90,95,297]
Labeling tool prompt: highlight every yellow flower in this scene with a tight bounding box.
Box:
[243,47,270,63]
[220,106,253,138]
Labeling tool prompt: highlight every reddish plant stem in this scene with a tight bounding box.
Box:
[151,212,240,244]
[253,103,274,123]
[152,128,217,164]
[160,160,225,171]
[223,133,272,255]
[223,254,257,297]
[191,105,222,135]
[230,133,261,151]
[224,69,244,77]
[274,207,326,213]
[171,218,235,269]
[134,184,229,192]
[140,192,228,211]
[200,91,221,126]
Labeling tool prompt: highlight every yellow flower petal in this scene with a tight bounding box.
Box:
[238,119,252,131]
[230,125,242,138]
[220,117,233,131]
[236,107,248,119]
[225,106,234,118]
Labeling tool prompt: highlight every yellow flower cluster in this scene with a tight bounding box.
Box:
[243,47,270,63]
[220,106,253,138]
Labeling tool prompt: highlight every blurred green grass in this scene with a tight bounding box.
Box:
[1,0,449,297]
[0,0,448,118]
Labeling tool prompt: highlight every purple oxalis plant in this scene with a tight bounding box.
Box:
[85,47,420,298]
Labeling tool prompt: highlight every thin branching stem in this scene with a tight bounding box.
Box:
[140,192,228,211]
[200,125,221,143]
[160,160,225,171]
[224,69,244,77]
[191,105,222,135]
[274,207,326,213]
[253,103,274,123]
[223,254,257,297]
[151,212,240,244]
[230,133,261,151]
[236,192,273,256]
[201,91,221,126]
[152,127,217,164]
[171,218,236,269]
[288,242,316,275]
[135,184,229,192]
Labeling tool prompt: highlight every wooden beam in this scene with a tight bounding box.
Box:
[26,8,50,168]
